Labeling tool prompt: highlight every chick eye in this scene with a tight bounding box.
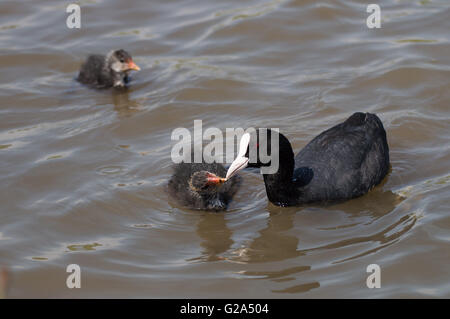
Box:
[120,59,125,63]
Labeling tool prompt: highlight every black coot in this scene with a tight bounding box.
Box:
[226,112,390,206]
[168,162,241,211]
[77,49,140,88]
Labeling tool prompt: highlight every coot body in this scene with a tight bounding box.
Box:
[169,162,241,211]
[226,112,390,206]
[77,49,140,88]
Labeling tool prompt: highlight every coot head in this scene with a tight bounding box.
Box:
[226,129,294,179]
[168,162,241,211]
[107,49,141,73]
[189,171,227,194]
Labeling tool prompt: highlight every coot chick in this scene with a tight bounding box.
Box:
[168,162,241,211]
[77,49,140,88]
[226,112,390,206]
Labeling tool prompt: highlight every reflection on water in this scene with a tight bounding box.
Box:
[0,0,449,298]
[231,210,302,264]
[112,88,146,117]
[186,186,411,294]
[190,213,234,262]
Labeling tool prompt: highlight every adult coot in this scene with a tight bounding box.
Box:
[169,162,241,211]
[226,112,390,206]
[77,49,140,88]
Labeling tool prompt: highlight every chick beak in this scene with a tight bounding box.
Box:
[206,174,227,185]
[127,60,141,71]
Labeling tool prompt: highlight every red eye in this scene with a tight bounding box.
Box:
[256,143,259,148]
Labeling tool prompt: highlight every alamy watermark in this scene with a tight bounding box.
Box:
[66,264,81,289]
[65,3,382,32]
[366,4,381,29]
[66,4,81,29]
[366,264,381,288]
[171,120,280,175]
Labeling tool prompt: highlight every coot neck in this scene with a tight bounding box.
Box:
[261,137,299,206]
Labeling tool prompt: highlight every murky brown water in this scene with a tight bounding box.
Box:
[0,0,449,298]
